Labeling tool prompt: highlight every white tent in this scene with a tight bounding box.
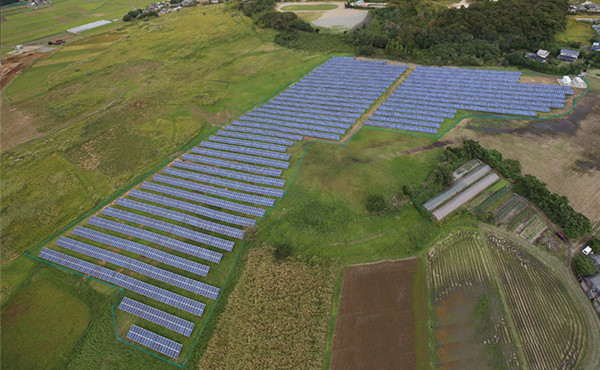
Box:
[561,76,572,85]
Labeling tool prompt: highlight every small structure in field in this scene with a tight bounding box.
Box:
[557,48,580,62]
[584,273,600,296]
[589,254,600,269]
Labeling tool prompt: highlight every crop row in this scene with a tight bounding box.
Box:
[486,234,586,370]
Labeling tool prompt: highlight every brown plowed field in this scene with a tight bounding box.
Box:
[331,259,422,369]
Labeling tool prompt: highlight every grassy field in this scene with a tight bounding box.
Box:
[0,0,149,48]
[281,4,338,10]
[555,19,596,44]
[1,5,329,266]
[199,247,339,368]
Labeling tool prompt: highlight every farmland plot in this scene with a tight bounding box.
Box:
[427,230,520,368]
[485,234,587,370]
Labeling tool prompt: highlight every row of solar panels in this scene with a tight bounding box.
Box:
[369,115,441,129]
[389,93,556,112]
[394,85,566,107]
[57,237,220,299]
[230,120,341,141]
[377,105,455,118]
[389,94,546,115]
[402,79,566,100]
[243,112,350,131]
[39,248,206,316]
[371,111,444,123]
[406,76,572,93]
[127,325,183,359]
[172,159,285,187]
[416,66,521,76]
[380,101,457,114]
[183,153,282,177]
[294,80,388,93]
[366,120,439,134]
[256,104,360,120]
[271,96,370,111]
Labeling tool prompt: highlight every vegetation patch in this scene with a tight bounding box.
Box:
[281,4,338,11]
[199,247,339,368]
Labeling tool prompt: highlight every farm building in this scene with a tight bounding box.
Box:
[557,48,580,62]
[585,273,600,296]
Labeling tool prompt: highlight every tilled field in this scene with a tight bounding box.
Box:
[331,259,422,369]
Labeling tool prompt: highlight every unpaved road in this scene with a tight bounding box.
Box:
[276,1,368,30]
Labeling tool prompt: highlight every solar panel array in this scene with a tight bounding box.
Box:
[367,66,572,135]
[37,57,410,361]
[38,248,206,316]
[127,325,183,359]
[119,297,195,337]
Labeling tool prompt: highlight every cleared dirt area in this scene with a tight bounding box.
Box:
[446,93,600,226]
[1,51,49,89]
[331,258,424,369]
[276,1,368,30]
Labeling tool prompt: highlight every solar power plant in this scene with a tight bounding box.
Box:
[268,98,367,114]
[254,105,360,121]
[119,297,195,337]
[237,115,347,134]
[72,226,210,276]
[214,130,296,146]
[162,168,283,198]
[38,248,206,316]
[126,325,183,359]
[367,65,571,135]
[88,216,223,263]
[128,189,257,227]
[56,237,220,299]
[140,181,266,218]
[182,154,282,177]
[245,110,353,129]
[101,207,235,251]
[208,135,288,152]
[172,160,285,187]
[230,120,341,141]
[115,198,245,239]
[153,174,275,207]
[190,147,290,169]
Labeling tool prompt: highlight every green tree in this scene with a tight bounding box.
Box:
[573,255,598,277]
[366,195,386,213]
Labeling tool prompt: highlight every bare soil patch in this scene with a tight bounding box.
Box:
[0,103,40,151]
[1,51,48,89]
[331,258,420,369]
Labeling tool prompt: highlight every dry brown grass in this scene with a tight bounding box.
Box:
[199,248,339,369]
[445,94,600,226]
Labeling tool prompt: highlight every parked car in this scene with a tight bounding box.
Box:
[48,39,64,45]
[556,232,568,241]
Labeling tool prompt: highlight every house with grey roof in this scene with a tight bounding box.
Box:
[557,48,580,62]
[585,273,600,296]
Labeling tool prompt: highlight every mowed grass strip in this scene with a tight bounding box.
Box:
[0,277,90,369]
[199,247,339,368]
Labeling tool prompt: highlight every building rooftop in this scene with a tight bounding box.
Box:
[560,48,580,57]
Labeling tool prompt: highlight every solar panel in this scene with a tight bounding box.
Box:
[214,130,295,146]
[101,207,235,251]
[88,216,223,263]
[72,226,210,276]
[153,174,275,207]
[182,154,282,177]
[238,115,347,134]
[162,167,284,197]
[56,237,219,299]
[115,198,245,239]
[128,189,256,227]
[199,141,290,160]
[208,135,288,152]
[191,147,290,169]
[222,125,303,141]
[230,120,341,141]
[172,160,285,187]
[119,297,194,337]
[126,325,183,359]
[141,181,265,217]
[38,248,205,316]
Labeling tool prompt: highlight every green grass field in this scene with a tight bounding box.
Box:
[0,0,149,47]
[555,19,596,44]
[281,4,338,11]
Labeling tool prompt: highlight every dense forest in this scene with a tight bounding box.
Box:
[236,0,593,71]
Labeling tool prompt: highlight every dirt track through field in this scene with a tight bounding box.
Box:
[331,259,418,369]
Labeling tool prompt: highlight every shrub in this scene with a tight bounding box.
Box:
[122,14,132,22]
[366,195,386,213]
[588,238,600,254]
[573,255,598,277]
[273,243,293,260]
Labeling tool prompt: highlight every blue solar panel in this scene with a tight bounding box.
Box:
[88,216,223,263]
[230,120,341,141]
[246,110,353,128]
[153,174,275,207]
[182,154,282,177]
[366,120,438,134]
[238,115,347,134]
[126,325,183,359]
[198,141,290,160]
[102,207,235,251]
[172,160,285,187]
[190,147,290,170]
[162,168,283,198]
[268,98,366,114]
[115,198,245,239]
[119,297,194,337]
[38,248,206,316]
[56,237,219,299]
[72,226,210,276]
[255,105,359,121]
[222,125,303,141]
[141,181,265,217]
[214,130,295,146]
[128,189,256,227]
[208,135,288,152]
